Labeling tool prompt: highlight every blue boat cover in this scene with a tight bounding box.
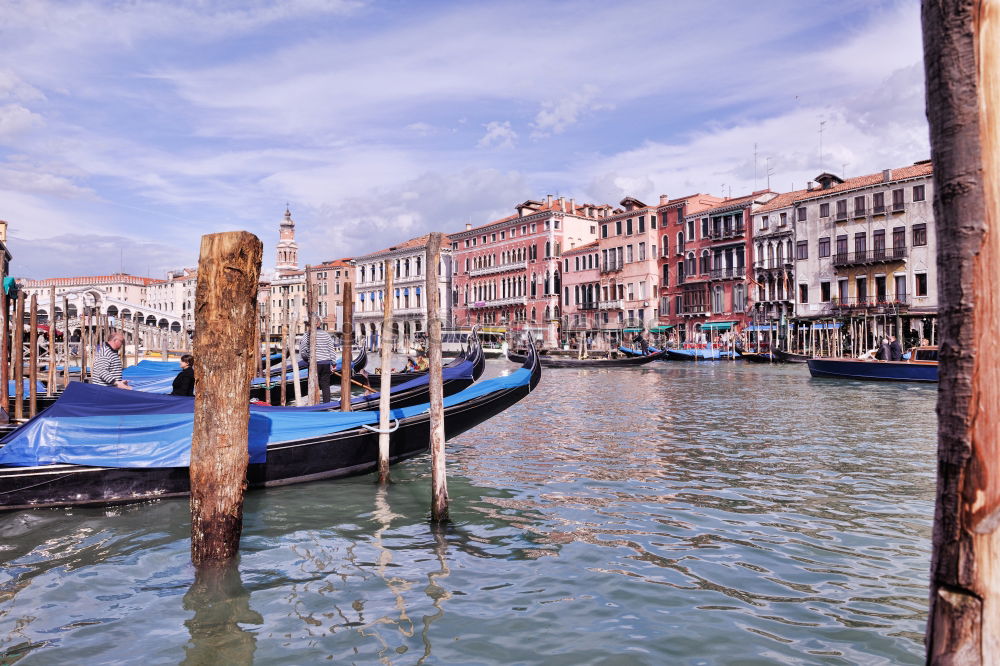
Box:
[7,380,47,393]
[618,345,661,355]
[0,367,530,468]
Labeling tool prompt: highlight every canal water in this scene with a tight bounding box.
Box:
[0,359,936,664]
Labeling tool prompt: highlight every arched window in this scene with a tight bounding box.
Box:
[677,231,684,251]
[700,250,711,274]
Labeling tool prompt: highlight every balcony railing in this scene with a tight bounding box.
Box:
[709,266,746,280]
[830,296,910,312]
[834,210,848,221]
[681,304,710,315]
[852,208,867,219]
[832,247,908,266]
[601,262,623,273]
[467,296,528,309]
[578,302,599,311]
[467,260,527,277]
[891,201,905,213]
[598,299,624,310]
[872,204,887,215]
[707,225,745,241]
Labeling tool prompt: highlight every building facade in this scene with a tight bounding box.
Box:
[560,241,600,333]
[449,195,604,346]
[791,162,936,345]
[307,259,353,332]
[352,234,453,349]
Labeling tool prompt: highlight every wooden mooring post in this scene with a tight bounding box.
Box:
[189,231,263,566]
[340,282,353,412]
[377,258,394,483]
[47,286,55,395]
[426,233,448,522]
[305,265,319,405]
[922,1,1000,662]
[13,293,24,420]
[62,296,69,387]
[28,295,37,418]
[0,288,8,423]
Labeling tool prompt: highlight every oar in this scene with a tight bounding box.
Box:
[332,368,375,394]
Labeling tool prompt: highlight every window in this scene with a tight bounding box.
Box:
[676,209,683,225]
[760,215,769,230]
[856,276,868,302]
[820,281,831,302]
[913,223,927,246]
[712,286,725,313]
[779,212,787,227]
[913,184,926,201]
[575,256,580,271]
[687,219,695,239]
[893,226,906,253]
[701,218,709,238]
[797,207,807,222]
[638,216,645,233]
[916,273,928,296]
[799,284,809,303]
[733,284,746,311]
[854,196,866,216]
[796,241,808,260]
[650,214,657,229]
[819,202,830,217]
[892,188,905,211]
[615,220,622,235]
[836,234,848,258]
[873,192,886,214]
[602,224,608,238]
[626,245,634,263]
[638,242,646,261]
[626,219,633,235]
[818,237,830,258]
[835,199,847,220]
[873,229,886,258]
[854,232,867,254]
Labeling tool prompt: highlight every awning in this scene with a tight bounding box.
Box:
[745,324,779,332]
[699,321,737,331]
[812,322,843,329]
[481,326,507,334]
[649,325,674,332]
[623,327,642,333]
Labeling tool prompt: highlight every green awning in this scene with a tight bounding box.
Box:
[699,321,737,331]
[650,325,674,332]
[623,327,642,333]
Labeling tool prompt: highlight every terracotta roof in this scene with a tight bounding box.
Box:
[563,240,600,255]
[356,232,457,260]
[793,162,933,203]
[657,193,726,209]
[695,190,773,217]
[448,199,612,237]
[756,188,811,213]
[20,273,164,287]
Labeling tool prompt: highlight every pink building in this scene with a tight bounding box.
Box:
[449,196,605,346]
[560,240,601,332]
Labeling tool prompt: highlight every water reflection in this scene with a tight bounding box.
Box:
[182,562,262,666]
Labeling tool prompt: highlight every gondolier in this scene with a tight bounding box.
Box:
[92,332,132,390]
[299,326,336,403]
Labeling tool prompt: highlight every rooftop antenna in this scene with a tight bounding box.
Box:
[819,119,827,171]
[753,143,758,189]
[842,162,848,179]
[766,157,775,190]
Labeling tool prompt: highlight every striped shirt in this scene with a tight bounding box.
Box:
[299,328,335,363]
[92,343,123,386]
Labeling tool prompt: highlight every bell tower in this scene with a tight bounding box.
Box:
[276,205,299,274]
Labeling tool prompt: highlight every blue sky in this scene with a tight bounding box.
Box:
[0,0,928,279]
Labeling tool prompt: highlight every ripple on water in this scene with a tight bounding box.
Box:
[0,360,934,664]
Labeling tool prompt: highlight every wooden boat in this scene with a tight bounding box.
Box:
[506,347,665,368]
[664,347,738,361]
[806,346,939,382]
[772,348,810,364]
[738,351,776,364]
[250,347,369,404]
[617,345,662,358]
[0,338,541,511]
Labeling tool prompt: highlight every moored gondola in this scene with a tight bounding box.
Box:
[617,345,662,358]
[250,347,369,404]
[506,347,665,368]
[0,336,540,511]
[772,348,810,364]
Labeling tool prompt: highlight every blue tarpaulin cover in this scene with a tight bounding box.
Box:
[0,366,530,468]
[8,380,46,393]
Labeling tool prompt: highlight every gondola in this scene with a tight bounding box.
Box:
[506,347,665,368]
[664,347,738,361]
[249,347,369,404]
[617,345,662,358]
[772,348,810,364]
[737,351,776,364]
[0,337,541,511]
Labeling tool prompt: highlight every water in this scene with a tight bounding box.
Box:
[0,360,937,664]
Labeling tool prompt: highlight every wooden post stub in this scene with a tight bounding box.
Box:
[340,282,353,412]
[426,232,448,522]
[377,258,394,483]
[189,231,263,566]
[923,1,1000,662]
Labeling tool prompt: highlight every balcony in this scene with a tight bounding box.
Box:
[707,225,745,241]
[578,302,599,311]
[709,266,747,280]
[872,204,887,216]
[852,208,867,219]
[832,247,908,267]
[467,260,527,277]
[675,246,686,256]
[891,201,905,213]
[598,299,625,310]
[681,304,710,316]
[834,210,848,222]
[468,296,528,309]
[830,296,910,313]
[601,262,623,274]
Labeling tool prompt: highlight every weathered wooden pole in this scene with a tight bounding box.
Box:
[377,259,394,482]
[279,291,288,406]
[46,287,55,395]
[426,233,448,522]
[13,293,24,419]
[189,231,263,566]
[0,288,8,422]
[132,318,139,367]
[923,1,1000,662]
[28,295,38,417]
[62,296,70,386]
[290,299,303,405]
[340,282,353,412]
[305,266,319,405]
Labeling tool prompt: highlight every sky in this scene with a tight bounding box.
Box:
[0,0,930,279]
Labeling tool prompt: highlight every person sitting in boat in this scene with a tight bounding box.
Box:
[403,357,417,372]
[415,353,429,371]
[92,331,132,390]
[171,354,195,396]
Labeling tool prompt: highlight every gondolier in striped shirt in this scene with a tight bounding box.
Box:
[92,331,132,390]
[299,326,335,403]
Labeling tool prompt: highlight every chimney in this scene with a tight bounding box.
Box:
[465,223,472,231]
[546,194,553,207]
[569,198,575,214]
[882,169,892,182]
[807,181,818,191]
[559,196,566,211]
[0,220,6,243]
[659,194,668,205]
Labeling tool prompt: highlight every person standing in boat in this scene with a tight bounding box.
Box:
[171,354,195,396]
[92,331,132,390]
[876,337,891,361]
[888,335,903,361]
[632,331,649,355]
[299,326,336,403]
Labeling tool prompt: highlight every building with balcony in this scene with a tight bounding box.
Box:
[306,258,353,332]
[791,161,936,345]
[666,190,775,341]
[352,234,453,349]
[450,195,604,346]
[560,241,601,332]
[749,189,808,339]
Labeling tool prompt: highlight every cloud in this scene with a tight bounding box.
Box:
[477,121,517,150]
[0,104,43,137]
[9,233,192,280]
[531,85,612,137]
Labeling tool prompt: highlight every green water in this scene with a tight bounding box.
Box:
[0,360,936,664]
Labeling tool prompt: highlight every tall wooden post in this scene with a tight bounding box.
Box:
[189,231,262,566]
[377,259,394,482]
[923,1,1000,662]
[1,288,9,422]
[280,303,289,406]
[62,296,70,386]
[305,266,319,404]
[290,299,303,405]
[340,282,353,412]
[47,287,55,395]
[13,293,24,420]
[28,295,38,417]
[426,233,448,522]
[132,318,140,366]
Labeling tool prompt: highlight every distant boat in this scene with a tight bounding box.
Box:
[664,346,737,361]
[806,346,939,382]
[618,345,662,357]
[738,351,776,364]
[507,348,666,368]
[773,348,810,364]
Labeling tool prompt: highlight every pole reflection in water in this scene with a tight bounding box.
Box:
[182,562,262,666]
[417,523,451,665]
